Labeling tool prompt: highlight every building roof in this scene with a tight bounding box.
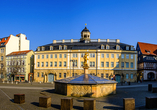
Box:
[55,74,117,84]
[81,27,90,32]
[138,42,157,56]
[0,36,10,47]
[6,50,32,56]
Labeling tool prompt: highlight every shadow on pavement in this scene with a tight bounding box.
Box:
[73,106,83,110]
[42,89,55,93]
[31,102,39,107]
[103,106,123,110]
[51,104,60,109]
[10,99,14,103]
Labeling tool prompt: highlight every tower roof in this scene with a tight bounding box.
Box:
[81,27,90,32]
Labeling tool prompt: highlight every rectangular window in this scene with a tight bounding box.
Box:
[64,46,67,50]
[41,62,44,67]
[72,73,74,77]
[64,73,66,78]
[111,54,114,58]
[116,62,119,68]
[42,73,44,77]
[106,54,109,58]
[38,55,40,59]
[126,62,129,68]
[116,54,119,58]
[37,73,40,77]
[131,62,133,68]
[55,54,57,58]
[90,62,95,67]
[106,73,109,78]
[59,61,62,67]
[121,62,124,68]
[59,54,62,58]
[37,62,40,67]
[101,54,104,58]
[126,74,129,79]
[131,74,133,79]
[81,53,85,57]
[90,53,95,58]
[50,54,53,58]
[46,55,48,59]
[55,62,57,67]
[111,62,114,67]
[101,62,104,67]
[73,53,77,58]
[81,62,83,66]
[121,54,124,59]
[64,61,66,67]
[42,55,44,59]
[59,73,61,78]
[46,62,48,67]
[101,73,104,78]
[131,55,134,59]
[126,54,129,59]
[50,62,53,67]
[64,54,66,58]
[106,62,109,67]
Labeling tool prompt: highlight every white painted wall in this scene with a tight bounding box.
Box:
[19,34,29,51]
[6,35,19,55]
[6,34,30,55]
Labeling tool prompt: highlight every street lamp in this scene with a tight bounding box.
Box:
[70,60,77,77]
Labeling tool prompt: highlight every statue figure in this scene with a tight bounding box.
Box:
[83,53,89,67]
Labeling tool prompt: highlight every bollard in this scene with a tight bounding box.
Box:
[146,97,157,109]
[11,81,13,84]
[148,84,152,91]
[84,99,96,110]
[14,94,25,104]
[39,96,51,108]
[152,87,157,93]
[61,97,73,110]
[123,98,135,110]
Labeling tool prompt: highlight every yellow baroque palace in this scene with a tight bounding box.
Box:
[34,27,137,83]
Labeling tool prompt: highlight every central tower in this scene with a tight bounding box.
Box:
[80,26,91,42]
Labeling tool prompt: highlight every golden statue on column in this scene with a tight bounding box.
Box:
[83,53,89,75]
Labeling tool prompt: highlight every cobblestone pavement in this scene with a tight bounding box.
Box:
[0,81,156,110]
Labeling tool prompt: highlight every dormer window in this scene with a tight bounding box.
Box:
[106,45,109,49]
[0,39,1,41]
[50,46,53,50]
[126,46,129,50]
[1,43,4,46]
[131,46,134,50]
[64,45,67,50]
[59,45,62,50]
[101,45,104,49]
[42,47,45,51]
[4,38,7,40]
[145,49,150,53]
[116,45,120,50]
[38,47,40,51]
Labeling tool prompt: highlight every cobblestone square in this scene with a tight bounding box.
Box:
[0,81,157,110]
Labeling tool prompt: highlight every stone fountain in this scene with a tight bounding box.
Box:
[54,53,117,97]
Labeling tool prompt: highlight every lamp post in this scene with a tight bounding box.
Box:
[70,60,77,77]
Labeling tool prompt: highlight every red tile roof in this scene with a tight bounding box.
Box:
[138,42,157,56]
[6,50,32,56]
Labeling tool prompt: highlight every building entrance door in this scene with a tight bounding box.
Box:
[115,74,121,83]
[48,73,54,82]
[147,72,155,80]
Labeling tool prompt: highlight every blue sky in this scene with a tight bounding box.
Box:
[0,0,157,51]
